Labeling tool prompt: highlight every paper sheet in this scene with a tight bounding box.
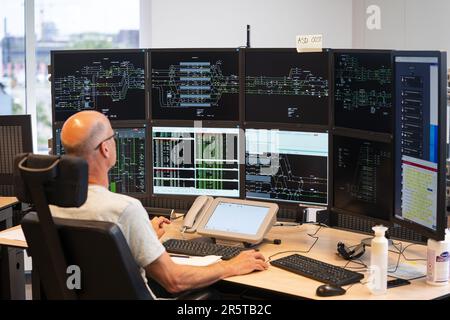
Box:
[389,261,427,280]
[171,255,221,267]
[0,228,26,242]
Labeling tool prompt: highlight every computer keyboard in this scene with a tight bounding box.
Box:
[270,254,364,286]
[163,239,244,260]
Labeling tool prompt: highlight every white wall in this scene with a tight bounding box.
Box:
[145,0,353,49]
[353,0,450,61]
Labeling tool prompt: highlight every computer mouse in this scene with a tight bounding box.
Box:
[316,284,346,297]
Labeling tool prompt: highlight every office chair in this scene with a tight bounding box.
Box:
[13,153,213,300]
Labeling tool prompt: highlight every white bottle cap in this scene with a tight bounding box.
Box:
[372,225,388,236]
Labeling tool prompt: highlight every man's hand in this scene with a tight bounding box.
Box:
[222,250,268,277]
[151,216,171,239]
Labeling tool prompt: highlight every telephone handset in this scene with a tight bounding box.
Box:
[182,195,214,233]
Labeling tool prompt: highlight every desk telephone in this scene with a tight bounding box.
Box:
[181,195,214,233]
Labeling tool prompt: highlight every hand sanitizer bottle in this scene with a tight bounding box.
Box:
[426,231,449,286]
[369,225,388,295]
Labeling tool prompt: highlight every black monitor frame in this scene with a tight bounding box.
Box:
[330,128,394,226]
[331,49,395,135]
[392,51,447,241]
[149,48,241,122]
[52,121,150,198]
[0,114,33,190]
[243,123,330,208]
[51,49,149,124]
[242,48,331,128]
[149,121,244,201]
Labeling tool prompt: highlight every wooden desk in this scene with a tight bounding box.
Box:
[162,219,450,300]
[0,197,25,300]
[0,226,27,249]
[0,197,18,229]
[4,216,450,300]
[0,197,18,209]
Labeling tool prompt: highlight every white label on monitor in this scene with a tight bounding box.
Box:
[296,34,323,53]
[401,155,438,230]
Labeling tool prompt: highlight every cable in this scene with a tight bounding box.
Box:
[266,225,324,262]
[345,280,369,292]
[342,258,367,270]
[400,243,427,262]
[388,242,403,273]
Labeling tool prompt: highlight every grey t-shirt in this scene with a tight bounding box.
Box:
[49,184,165,298]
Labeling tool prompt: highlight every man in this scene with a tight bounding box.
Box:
[50,110,268,298]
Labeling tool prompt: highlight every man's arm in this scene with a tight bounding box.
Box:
[145,250,268,294]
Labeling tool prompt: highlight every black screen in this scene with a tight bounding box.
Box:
[150,50,239,121]
[245,50,329,124]
[333,135,392,222]
[53,50,146,122]
[55,127,147,194]
[334,52,392,133]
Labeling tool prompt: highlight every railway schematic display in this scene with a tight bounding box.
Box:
[245,129,328,205]
[152,127,240,197]
[334,52,392,133]
[245,50,329,124]
[53,51,146,122]
[333,135,392,221]
[151,50,239,120]
[55,127,146,194]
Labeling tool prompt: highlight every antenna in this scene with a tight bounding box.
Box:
[246,25,251,48]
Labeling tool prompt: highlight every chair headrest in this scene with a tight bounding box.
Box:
[14,153,88,207]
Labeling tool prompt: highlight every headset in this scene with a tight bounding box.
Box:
[336,241,366,260]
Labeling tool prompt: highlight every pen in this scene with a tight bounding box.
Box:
[169,254,190,259]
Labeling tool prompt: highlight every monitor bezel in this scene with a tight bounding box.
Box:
[391,50,447,241]
[243,48,331,126]
[331,49,395,135]
[243,124,330,208]
[330,130,394,227]
[148,48,241,122]
[150,122,243,200]
[52,121,150,198]
[50,48,149,124]
[0,115,33,187]
[197,197,278,244]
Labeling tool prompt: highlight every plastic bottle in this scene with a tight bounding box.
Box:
[369,225,388,295]
[426,233,449,286]
[447,229,450,281]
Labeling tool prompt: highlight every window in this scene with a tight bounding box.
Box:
[35,0,140,151]
[0,0,26,116]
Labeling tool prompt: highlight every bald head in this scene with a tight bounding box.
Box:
[61,111,111,157]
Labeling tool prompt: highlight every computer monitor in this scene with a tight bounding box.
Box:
[152,126,240,197]
[393,51,447,241]
[54,126,147,195]
[245,49,330,125]
[245,129,328,205]
[52,49,146,122]
[334,50,393,133]
[197,197,278,244]
[150,49,240,121]
[332,134,393,223]
[0,115,32,196]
